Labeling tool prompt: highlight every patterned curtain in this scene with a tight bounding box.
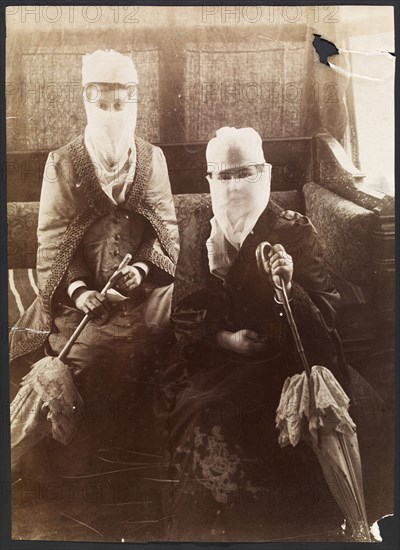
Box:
[182,27,313,141]
[9,47,161,150]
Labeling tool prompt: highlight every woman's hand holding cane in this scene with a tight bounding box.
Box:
[256,242,293,302]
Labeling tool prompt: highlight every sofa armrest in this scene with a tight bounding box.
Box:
[303,181,394,352]
[303,182,376,287]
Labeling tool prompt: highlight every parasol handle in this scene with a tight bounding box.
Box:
[256,241,311,377]
[58,253,132,362]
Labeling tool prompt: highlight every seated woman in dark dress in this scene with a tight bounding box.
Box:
[161,127,382,541]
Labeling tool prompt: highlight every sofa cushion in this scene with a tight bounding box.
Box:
[329,268,375,358]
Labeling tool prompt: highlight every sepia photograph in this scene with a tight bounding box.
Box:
[4,3,396,544]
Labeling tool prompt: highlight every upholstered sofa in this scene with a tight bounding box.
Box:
[7,182,381,367]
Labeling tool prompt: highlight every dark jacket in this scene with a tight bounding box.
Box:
[171,199,350,387]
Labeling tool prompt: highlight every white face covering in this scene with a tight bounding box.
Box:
[84,100,137,171]
[207,165,271,279]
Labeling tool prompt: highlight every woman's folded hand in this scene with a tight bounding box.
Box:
[216,329,268,357]
[115,265,144,297]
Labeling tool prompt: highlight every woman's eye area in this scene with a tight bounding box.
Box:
[95,99,125,111]
[219,170,257,180]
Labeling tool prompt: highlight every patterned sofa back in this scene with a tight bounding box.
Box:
[7,190,302,270]
[7,186,379,358]
[7,185,375,286]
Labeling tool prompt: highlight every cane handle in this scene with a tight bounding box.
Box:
[255,242,310,375]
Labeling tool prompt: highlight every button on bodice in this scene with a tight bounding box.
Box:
[80,207,149,290]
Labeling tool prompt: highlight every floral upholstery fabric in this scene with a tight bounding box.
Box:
[7,202,40,269]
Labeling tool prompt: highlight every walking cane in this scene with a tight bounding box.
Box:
[58,253,132,360]
[255,241,311,377]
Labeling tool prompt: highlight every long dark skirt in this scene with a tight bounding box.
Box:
[159,346,387,541]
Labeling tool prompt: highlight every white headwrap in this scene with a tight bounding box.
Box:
[82,50,139,204]
[206,127,271,279]
[82,49,138,87]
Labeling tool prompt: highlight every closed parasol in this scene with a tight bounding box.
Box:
[11,254,132,467]
[256,241,371,542]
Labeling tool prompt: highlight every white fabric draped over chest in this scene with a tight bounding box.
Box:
[207,169,271,280]
[84,127,136,206]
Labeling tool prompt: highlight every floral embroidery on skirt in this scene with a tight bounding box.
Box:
[175,425,263,504]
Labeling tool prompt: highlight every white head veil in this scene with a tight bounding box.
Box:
[206,127,271,279]
[82,50,139,204]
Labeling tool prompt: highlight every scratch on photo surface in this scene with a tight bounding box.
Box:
[143,477,180,483]
[96,455,169,467]
[63,464,168,479]
[121,514,175,524]
[98,446,163,458]
[102,501,153,506]
[60,512,104,537]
